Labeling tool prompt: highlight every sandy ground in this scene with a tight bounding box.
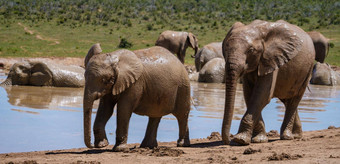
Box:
[1,127,340,164]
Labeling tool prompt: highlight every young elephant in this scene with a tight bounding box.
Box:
[194,42,224,72]
[155,30,198,64]
[0,61,85,87]
[222,20,315,145]
[83,45,191,151]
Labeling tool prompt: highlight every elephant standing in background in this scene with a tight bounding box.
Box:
[0,61,85,87]
[198,58,225,83]
[222,20,315,145]
[310,62,340,86]
[194,42,223,72]
[83,45,191,151]
[307,31,330,63]
[155,30,198,64]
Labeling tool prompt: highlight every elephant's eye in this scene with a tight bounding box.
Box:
[247,47,255,54]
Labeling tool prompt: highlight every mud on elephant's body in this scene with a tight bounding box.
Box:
[307,31,329,63]
[0,61,85,87]
[310,62,340,86]
[83,45,191,151]
[195,42,223,72]
[155,30,198,64]
[222,20,315,145]
[198,58,225,83]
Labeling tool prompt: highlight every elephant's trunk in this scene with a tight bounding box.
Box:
[191,47,198,58]
[83,87,95,148]
[221,61,243,145]
[0,75,12,86]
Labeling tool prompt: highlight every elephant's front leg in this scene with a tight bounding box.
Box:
[93,94,115,148]
[140,117,162,148]
[113,102,133,152]
[280,95,303,140]
[233,71,277,145]
[242,74,268,143]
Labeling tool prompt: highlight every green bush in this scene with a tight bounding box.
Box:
[118,38,133,48]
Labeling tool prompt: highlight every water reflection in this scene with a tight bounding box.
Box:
[0,81,339,153]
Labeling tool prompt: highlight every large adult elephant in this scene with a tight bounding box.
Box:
[83,45,191,151]
[155,30,198,64]
[194,42,223,72]
[307,31,330,63]
[221,20,315,145]
[0,61,85,87]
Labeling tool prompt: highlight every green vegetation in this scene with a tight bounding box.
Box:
[0,0,340,66]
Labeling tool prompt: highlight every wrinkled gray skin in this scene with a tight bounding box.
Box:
[195,42,224,72]
[155,30,198,64]
[83,45,191,151]
[0,61,85,87]
[310,62,340,86]
[222,20,315,145]
[198,58,225,83]
[307,31,329,63]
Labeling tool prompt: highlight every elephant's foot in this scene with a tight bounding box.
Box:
[113,144,129,152]
[94,138,109,148]
[140,139,158,149]
[232,132,251,145]
[251,133,268,143]
[177,138,190,147]
[293,132,303,139]
[280,130,294,140]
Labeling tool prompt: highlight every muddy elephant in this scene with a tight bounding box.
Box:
[83,44,191,151]
[0,61,85,87]
[310,62,340,86]
[198,58,225,83]
[155,30,198,64]
[307,31,329,63]
[221,20,315,145]
[194,42,223,72]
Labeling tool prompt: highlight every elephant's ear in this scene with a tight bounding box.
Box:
[85,43,102,68]
[112,50,143,95]
[188,33,197,48]
[258,22,302,76]
[29,62,53,86]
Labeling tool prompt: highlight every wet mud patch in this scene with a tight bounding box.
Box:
[71,161,101,164]
[267,130,280,138]
[6,160,38,164]
[243,148,261,154]
[267,152,303,161]
[207,132,222,141]
[126,146,185,157]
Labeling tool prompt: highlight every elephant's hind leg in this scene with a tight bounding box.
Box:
[93,94,115,148]
[140,117,161,148]
[173,86,190,147]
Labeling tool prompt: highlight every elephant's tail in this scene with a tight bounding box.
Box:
[326,42,330,59]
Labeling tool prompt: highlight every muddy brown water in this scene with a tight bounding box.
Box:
[0,77,339,154]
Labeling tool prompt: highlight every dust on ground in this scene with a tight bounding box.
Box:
[1,127,340,164]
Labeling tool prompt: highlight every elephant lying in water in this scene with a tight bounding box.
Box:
[194,42,223,72]
[310,62,340,86]
[83,44,191,151]
[0,61,85,87]
[198,58,225,83]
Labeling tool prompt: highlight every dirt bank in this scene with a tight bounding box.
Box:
[1,127,339,164]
